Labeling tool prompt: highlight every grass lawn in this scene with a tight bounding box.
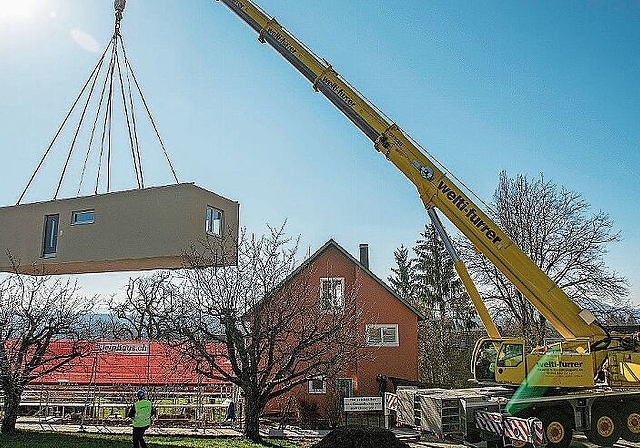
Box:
[0,431,312,448]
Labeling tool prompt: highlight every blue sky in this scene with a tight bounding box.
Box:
[1,0,638,303]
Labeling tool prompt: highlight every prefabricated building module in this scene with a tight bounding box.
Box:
[0,183,239,275]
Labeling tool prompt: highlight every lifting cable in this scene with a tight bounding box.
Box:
[17,0,179,205]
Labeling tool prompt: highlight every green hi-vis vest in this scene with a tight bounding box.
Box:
[133,399,152,427]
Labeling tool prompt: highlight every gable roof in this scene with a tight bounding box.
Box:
[288,239,426,321]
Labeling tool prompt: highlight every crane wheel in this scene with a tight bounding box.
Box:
[621,403,640,442]
[537,410,572,448]
[584,405,621,446]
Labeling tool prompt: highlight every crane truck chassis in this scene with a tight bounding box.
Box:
[201,0,640,446]
[395,383,640,447]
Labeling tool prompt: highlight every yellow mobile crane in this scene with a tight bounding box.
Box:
[207,0,640,446]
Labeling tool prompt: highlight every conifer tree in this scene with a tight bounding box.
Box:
[390,224,477,387]
[387,245,414,303]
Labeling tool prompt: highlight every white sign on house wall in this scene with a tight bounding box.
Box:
[344,396,383,412]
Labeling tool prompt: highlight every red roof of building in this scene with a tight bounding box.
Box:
[31,340,230,387]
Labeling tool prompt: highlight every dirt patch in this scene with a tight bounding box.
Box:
[311,425,411,448]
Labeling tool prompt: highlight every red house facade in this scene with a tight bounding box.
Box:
[268,240,424,415]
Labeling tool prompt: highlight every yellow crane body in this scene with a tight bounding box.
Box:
[212,0,640,445]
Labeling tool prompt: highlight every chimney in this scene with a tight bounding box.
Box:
[359,243,369,270]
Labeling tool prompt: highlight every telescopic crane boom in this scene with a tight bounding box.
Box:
[215,0,604,342]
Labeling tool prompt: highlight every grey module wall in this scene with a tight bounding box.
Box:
[0,183,239,275]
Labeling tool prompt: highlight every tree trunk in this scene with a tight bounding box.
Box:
[1,386,22,434]
[243,394,263,442]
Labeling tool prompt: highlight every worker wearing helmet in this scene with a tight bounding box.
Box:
[127,389,156,448]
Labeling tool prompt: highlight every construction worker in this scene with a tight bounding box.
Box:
[127,389,156,448]
[223,398,236,424]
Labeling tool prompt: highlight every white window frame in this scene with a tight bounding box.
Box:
[308,376,326,394]
[71,209,95,225]
[319,277,345,311]
[366,324,399,347]
[205,207,223,237]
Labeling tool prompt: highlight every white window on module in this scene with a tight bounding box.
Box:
[206,207,223,236]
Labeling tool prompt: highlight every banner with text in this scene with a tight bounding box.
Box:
[344,396,383,412]
[97,342,150,355]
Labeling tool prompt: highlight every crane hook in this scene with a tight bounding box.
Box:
[114,0,126,33]
[115,0,126,14]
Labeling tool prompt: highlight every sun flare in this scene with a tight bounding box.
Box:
[0,0,38,23]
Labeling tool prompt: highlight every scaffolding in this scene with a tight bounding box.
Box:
[18,383,233,428]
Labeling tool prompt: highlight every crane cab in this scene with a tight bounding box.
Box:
[472,337,526,386]
[473,337,599,388]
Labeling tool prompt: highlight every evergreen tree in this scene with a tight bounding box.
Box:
[387,245,414,303]
[390,224,478,388]
[413,224,459,319]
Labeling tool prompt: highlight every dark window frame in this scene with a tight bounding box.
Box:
[71,209,95,225]
[42,214,59,258]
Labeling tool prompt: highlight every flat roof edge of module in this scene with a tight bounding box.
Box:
[2,182,239,210]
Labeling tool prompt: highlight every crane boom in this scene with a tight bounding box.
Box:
[427,208,501,339]
[215,0,606,341]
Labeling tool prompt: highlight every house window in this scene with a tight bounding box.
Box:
[335,378,354,398]
[71,210,95,225]
[205,207,223,236]
[366,324,399,347]
[42,214,59,257]
[320,277,344,310]
[308,376,326,394]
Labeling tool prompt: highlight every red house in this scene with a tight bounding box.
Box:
[269,239,425,416]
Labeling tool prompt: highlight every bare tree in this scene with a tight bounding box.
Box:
[106,272,176,339]
[0,273,94,434]
[158,225,365,442]
[458,171,630,345]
